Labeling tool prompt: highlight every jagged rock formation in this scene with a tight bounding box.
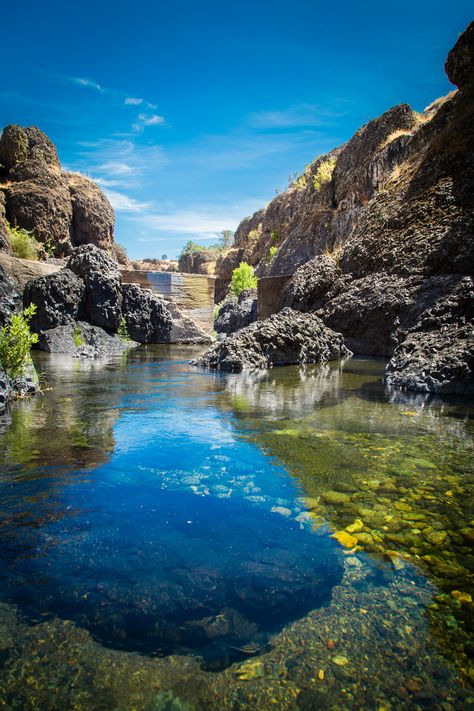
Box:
[214,288,258,336]
[24,244,211,353]
[132,258,178,272]
[0,125,115,257]
[0,264,21,327]
[193,308,351,371]
[214,22,474,393]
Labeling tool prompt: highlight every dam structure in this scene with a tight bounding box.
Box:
[120,270,216,332]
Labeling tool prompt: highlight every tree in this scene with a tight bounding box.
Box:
[230,262,257,296]
[219,230,234,250]
[161,253,168,260]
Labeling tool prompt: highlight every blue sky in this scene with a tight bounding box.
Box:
[0,1,472,259]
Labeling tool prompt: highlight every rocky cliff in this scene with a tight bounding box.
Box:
[0,125,115,258]
[210,22,474,394]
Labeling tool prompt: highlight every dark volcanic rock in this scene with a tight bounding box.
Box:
[193,308,351,371]
[121,283,172,343]
[279,255,347,313]
[0,192,10,252]
[214,288,257,335]
[66,173,114,251]
[445,21,474,89]
[37,321,135,357]
[23,269,84,332]
[0,125,59,172]
[0,264,21,327]
[67,245,122,330]
[385,324,474,394]
[0,367,11,411]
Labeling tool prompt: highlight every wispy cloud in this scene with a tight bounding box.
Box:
[132,113,166,132]
[247,103,345,129]
[125,97,143,105]
[71,77,106,93]
[102,188,152,213]
[96,161,135,176]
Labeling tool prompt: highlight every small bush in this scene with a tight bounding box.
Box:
[6,221,41,260]
[313,156,337,191]
[270,230,280,242]
[324,241,343,267]
[230,262,257,297]
[118,317,131,342]
[73,326,85,348]
[268,245,278,263]
[294,174,307,191]
[0,305,38,379]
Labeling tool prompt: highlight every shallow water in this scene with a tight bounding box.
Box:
[0,347,473,709]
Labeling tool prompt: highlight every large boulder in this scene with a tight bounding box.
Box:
[384,324,474,394]
[193,308,351,371]
[121,283,172,343]
[67,245,122,330]
[214,288,257,335]
[0,125,59,172]
[23,269,84,332]
[37,321,135,357]
[279,255,347,312]
[66,173,114,251]
[0,264,21,326]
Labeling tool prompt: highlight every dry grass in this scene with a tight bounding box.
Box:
[324,241,343,266]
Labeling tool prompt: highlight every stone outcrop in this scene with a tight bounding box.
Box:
[178,249,217,275]
[0,251,62,288]
[212,21,474,394]
[24,269,84,332]
[0,125,115,257]
[214,288,258,335]
[0,264,21,327]
[67,245,122,330]
[193,308,351,371]
[121,283,172,343]
[37,322,135,358]
[23,244,211,353]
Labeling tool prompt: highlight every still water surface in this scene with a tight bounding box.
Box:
[0,347,472,709]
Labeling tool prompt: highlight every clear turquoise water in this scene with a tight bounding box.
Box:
[0,347,473,709]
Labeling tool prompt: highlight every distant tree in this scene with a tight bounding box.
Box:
[161,253,168,260]
[219,229,234,250]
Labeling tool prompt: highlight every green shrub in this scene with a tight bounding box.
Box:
[230,262,257,297]
[118,317,131,342]
[268,245,278,262]
[73,326,85,348]
[6,221,41,260]
[0,305,38,379]
[313,156,337,191]
[270,230,280,243]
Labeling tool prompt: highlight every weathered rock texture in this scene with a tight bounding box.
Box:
[193,308,351,371]
[213,22,474,393]
[0,125,115,257]
[24,244,212,353]
[178,249,217,275]
[214,288,258,335]
[0,264,21,327]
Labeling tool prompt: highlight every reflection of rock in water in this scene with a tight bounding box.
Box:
[0,489,343,670]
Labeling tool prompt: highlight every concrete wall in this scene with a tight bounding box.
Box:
[257,275,291,319]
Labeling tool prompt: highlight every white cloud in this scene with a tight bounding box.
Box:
[103,189,152,213]
[132,113,166,132]
[125,97,143,105]
[71,77,106,93]
[97,161,135,176]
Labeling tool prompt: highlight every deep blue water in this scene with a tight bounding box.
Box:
[0,350,344,668]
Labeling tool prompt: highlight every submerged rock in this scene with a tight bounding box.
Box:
[193,308,351,371]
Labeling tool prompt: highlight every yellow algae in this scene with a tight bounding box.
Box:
[451,590,472,604]
[318,669,324,681]
[345,518,364,534]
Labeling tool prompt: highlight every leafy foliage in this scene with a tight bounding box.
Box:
[313,156,337,191]
[118,317,131,342]
[268,245,278,262]
[73,326,85,348]
[6,220,41,260]
[230,262,257,297]
[0,305,38,378]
